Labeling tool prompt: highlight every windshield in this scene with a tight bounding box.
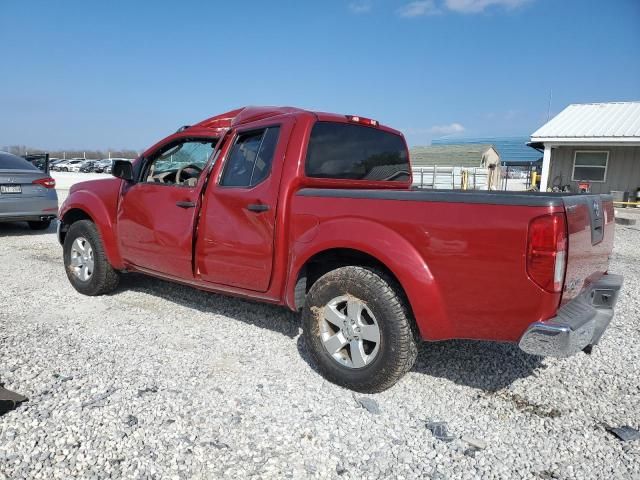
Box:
[153,140,217,174]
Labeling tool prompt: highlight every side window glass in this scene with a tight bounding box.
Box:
[144,139,216,186]
[251,127,279,185]
[220,127,280,187]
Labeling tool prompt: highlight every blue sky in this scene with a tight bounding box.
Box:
[1,0,639,149]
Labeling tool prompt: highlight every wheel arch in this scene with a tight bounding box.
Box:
[293,247,408,309]
[286,218,452,340]
[58,208,94,245]
[58,190,124,269]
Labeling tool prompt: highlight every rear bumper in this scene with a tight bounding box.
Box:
[519,274,623,357]
[0,214,57,223]
[0,190,58,222]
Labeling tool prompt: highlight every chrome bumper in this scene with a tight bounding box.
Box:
[519,274,623,357]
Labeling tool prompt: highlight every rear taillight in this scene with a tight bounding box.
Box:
[527,212,567,293]
[33,177,56,189]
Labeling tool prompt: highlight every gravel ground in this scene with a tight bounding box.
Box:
[0,221,639,480]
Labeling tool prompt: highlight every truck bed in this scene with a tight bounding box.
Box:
[292,188,614,342]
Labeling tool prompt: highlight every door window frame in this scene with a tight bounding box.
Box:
[217,124,282,189]
[137,135,221,189]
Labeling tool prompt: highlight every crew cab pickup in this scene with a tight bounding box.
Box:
[58,106,623,392]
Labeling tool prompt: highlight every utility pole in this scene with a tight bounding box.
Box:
[546,88,553,121]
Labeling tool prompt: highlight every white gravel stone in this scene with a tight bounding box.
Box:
[0,220,639,479]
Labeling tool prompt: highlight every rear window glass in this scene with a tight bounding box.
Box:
[305,122,410,181]
[0,152,39,171]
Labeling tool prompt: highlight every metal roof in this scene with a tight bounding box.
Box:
[410,144,497,168]
[531,102,640,142]
[433,136,541,165]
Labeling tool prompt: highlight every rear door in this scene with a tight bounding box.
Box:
[195,117,294,292]
[562,194,615,302]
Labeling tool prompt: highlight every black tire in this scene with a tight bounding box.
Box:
[302,266,418,393]
[28,220,51,230]
[63,220,120,296]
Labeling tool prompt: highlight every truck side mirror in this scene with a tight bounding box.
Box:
[112,160,134,181]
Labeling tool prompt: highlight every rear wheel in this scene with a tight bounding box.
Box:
[63,220,120,296]
[302,266,417,393]
[28,220,51,230]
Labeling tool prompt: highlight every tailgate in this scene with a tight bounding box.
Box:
[561,194,615,303]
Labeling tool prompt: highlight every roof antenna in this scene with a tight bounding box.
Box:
[546,88,553,121]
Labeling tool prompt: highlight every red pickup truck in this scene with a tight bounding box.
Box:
[58,106,623,392]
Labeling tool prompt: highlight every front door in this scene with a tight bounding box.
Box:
[196,120,291,292]
[117,137,217,278]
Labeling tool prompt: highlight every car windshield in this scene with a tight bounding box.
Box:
[154,140,216,174]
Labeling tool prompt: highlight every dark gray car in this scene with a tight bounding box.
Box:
[0,152,58,230]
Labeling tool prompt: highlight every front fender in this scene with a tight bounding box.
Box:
[59,182,124,270]
[287,217,452,340]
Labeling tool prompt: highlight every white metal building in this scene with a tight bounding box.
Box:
[409,144,502,190]
[529,102,640,193]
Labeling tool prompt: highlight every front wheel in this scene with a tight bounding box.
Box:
[63,220,120,296]
[302,266,418,393]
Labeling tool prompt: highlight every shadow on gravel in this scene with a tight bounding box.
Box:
[0,221,57,237]
[295,335,545,392]
[411,340,544,392]
[116,273,300,339]
[115,272,545,390]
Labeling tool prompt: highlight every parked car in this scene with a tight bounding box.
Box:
[23,154,50,173]
[67,159,90,172]
[57,106,623,392]
[50,160,65,171]
[54,159,84,172]
[49,159,67,171]
[79,160,99,173]
[106,158,132,174]
[93,159,111,173]
[94,158,131,174]
[0,151,58,230]
[100,158,131,173]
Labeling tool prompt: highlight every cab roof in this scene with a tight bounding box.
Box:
[188,106,402,136]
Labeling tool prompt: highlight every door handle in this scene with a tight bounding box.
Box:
[176,201,195,209]
[246,203,269,212]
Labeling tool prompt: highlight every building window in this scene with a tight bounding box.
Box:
[572,151,608,182]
